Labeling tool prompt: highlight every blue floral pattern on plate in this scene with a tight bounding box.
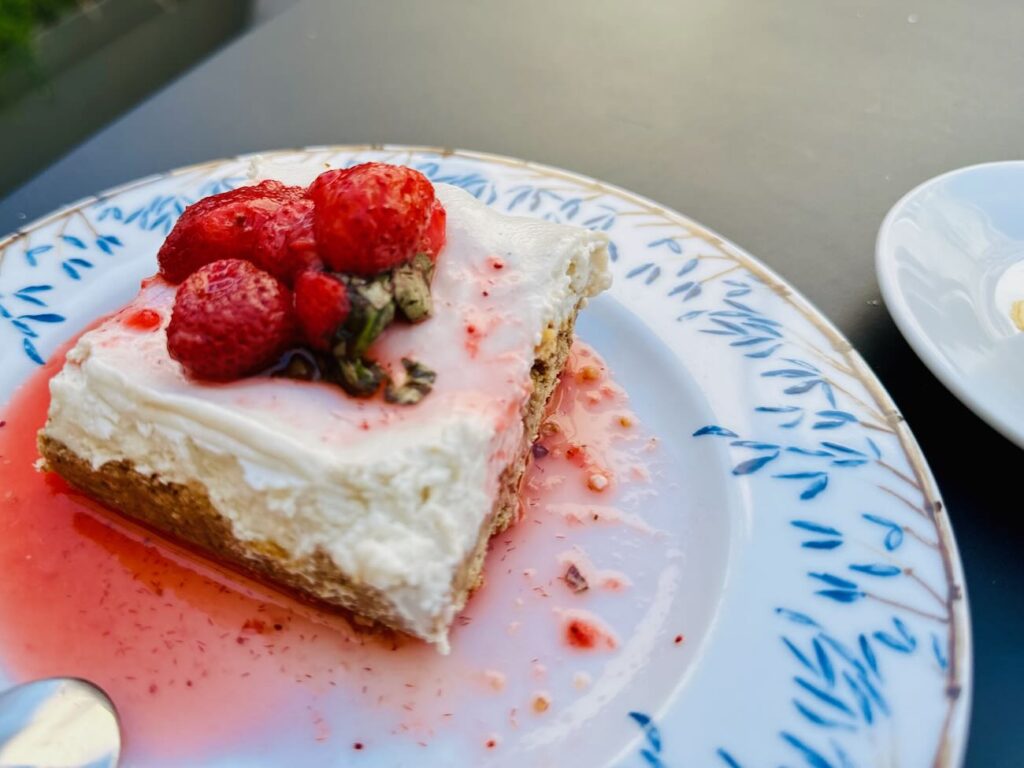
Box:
[0,147,969,767]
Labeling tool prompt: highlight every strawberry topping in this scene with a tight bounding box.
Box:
[310,163,436,275]
[167,259,296,381]
[294,270,350,351]
[420,200,447,261]
[158,181,303,283]
[250,198,322,286]
[157,164,444,398]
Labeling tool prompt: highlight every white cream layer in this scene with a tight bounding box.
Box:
[43,183,610,648]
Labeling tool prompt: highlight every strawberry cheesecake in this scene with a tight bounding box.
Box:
[37,160,610,651]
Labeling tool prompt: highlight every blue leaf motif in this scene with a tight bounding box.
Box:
[668,281,694,297]
[559,197,581,219]
[716,749,744,768]
[25,244,53,266]
[645,266,661,285]
[822,381,837,407]
[724,298,757,313]
[60,235,87,249]
[819,635,869,678]
[812,637,836,687]
[866,437,882,459]
[872,631,914,653]
[893,617,915,646]
[776,608,821,627]
[859,634,879,678]
[693,425,738,437]
[791,521,841,536]
[816,410,856,422]
[12,289,47,307]
[648,237,682,254]
[843,671,875,724]
[677,257,699,276]
[784,357,820,371]
[862,513,904,551]
[508,187,532,210]
[12,320,38,336]
[821,442,865,456]
[746,343,782,358]
[730,336,774,347]
[786,379,823,395]
[817,589,865,603]
[793,699,856,731]
[810,573,859,590]
[884,528,903,551]
[800,474,829,499]
[628,711,662,757]
[629,711,651,727]
[627,262,654,279]
[780,732,835,768]
[849,564,902,577]
[782,636,817,674]
[794,677,855,717]
[745,320,783,337]
[608,241,619,262]
[20,313,64,323]
[803,540,843,550]
[764,368,817,379]
[710,318,749,335]
[732,452,779,475]
[775,471,829,499]
[931,633,948,670]
[813,409,856,429]
[23,337,43,364]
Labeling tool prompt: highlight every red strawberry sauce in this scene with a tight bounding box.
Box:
[0,340,667,763]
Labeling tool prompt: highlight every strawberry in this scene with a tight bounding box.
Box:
[158,181,304,283]
[294,270,350,351]
[167,259,296,381]
[250,198,322,285]
[420,200,447,260]
[309,163,438,275]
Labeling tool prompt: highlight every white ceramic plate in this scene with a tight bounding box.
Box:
[877,161,1024,448]
[0,147,970,767]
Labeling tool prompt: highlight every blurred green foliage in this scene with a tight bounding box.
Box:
[0,0,80,66]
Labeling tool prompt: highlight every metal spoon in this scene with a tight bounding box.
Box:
[0,678,120,768]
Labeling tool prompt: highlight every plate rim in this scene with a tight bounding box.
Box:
[876,159,1024,449]
[0,144,974,765]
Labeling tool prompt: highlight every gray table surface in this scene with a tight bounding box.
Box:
[2,0,1021,763]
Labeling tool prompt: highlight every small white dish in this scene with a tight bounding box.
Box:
[877,161,1024,447]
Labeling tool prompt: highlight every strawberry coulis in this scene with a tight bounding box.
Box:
[121,308,163,331]
[0,339,664,763]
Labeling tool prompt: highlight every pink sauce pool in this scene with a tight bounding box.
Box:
[0,341,674,765]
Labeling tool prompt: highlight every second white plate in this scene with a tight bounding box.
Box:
[877,160,1024,447]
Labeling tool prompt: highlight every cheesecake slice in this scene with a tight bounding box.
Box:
[38,179,610,651]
